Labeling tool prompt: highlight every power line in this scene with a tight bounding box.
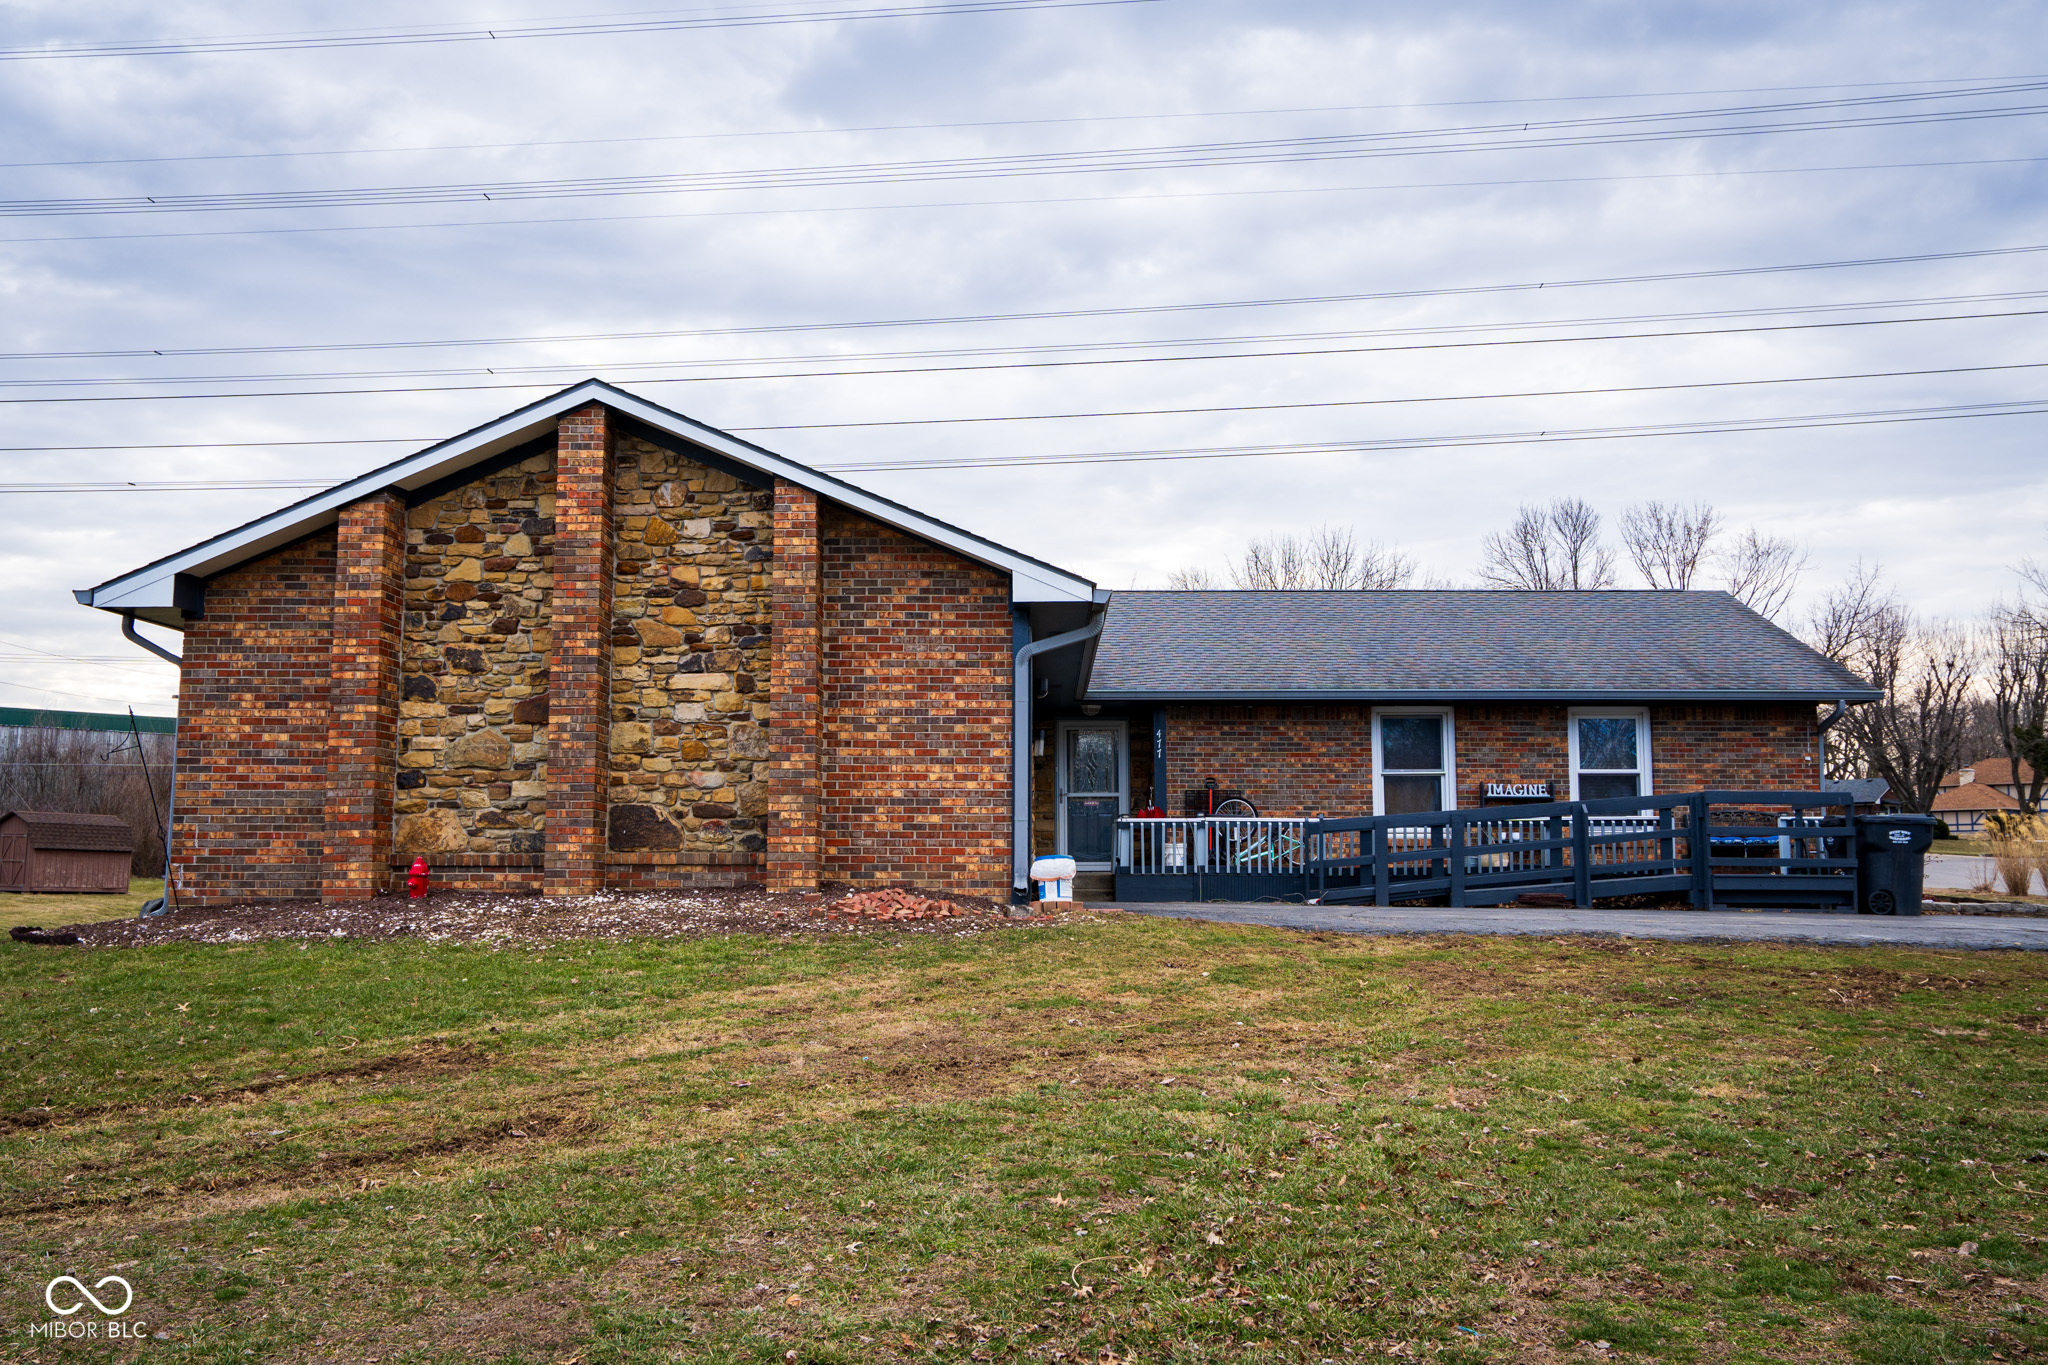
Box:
[10,288,2043,391]
[0,439,434,452]
[0,343,2038,488]
[5,305,2047,406]
[6,396,2045,490]
[0,677,174,705]
[9,74,2043,171]
[6,357,2047,456]
[10,91,2047,219]
[12,152,2046,245]
[816,396,2048,472]
[0,636,169,675]
[7,357,2048,457]
[12,240,2045,362]
[0,0,1161,61]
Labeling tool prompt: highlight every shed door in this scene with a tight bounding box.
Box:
[0,833,25,890]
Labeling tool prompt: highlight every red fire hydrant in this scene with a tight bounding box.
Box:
[407,857,430,899]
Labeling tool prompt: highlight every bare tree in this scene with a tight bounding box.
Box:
[1987,592,2048,813]
[1477,498,1617,590]
[1807,567,1979,811]
[1620,500,1719,589]
[1721,528,1809,620]
[0,721,173,878]
[1167,525,1419,590]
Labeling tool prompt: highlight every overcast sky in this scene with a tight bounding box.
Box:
[4,0,2046,715]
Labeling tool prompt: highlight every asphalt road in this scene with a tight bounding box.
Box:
[1116,901,2048,950]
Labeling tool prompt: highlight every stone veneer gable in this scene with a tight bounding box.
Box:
[605,433,774,855]
[393,448,556,855]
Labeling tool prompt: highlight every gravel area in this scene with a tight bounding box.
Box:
[19,885,1061,948]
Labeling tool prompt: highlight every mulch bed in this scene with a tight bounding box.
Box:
[23,884,1075,949]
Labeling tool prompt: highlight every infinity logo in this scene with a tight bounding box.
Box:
[45,1275,133,1317]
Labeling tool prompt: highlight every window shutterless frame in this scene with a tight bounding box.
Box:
[1370,706,1455,816]
[1567,707,1653,802]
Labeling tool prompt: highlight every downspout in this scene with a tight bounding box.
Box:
[1817,698,1847,786]
[121,612,182,666]
[121,613,182,915]
[1012,609,1107,896]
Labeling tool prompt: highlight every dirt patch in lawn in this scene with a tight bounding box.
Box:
[40,884,1057,949]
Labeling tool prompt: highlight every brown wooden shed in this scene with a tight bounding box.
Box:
[0,811,134,894]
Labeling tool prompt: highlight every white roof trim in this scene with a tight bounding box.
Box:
[78,379,1097,620]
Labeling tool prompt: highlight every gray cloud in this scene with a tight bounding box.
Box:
[3,0,2046,710]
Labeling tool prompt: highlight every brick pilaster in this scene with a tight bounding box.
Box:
[322,492,406,901]
[544,403,617,896]
[766,479,821,890]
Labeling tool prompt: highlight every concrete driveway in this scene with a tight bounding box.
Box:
[1927,852,2046,897]
[1116,901,2048,950]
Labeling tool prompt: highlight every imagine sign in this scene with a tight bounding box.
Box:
[1483,781,1552,800]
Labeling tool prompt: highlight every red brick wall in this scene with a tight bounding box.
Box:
[817,505,1012,895]
[766,480,822,890]
[171,532,337,904]
[1455,704,1568,806]
[603,851,761,891]
[323,493,405,899]
[1159,701,1820,817]
[544,403,616,896]
[1650,703,1821,791]
[1160,705,1374,817]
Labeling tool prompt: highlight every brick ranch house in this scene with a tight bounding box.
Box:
[1040,592,1878,876]
[78,380,1875,905]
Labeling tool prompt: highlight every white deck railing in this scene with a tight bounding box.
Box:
[1119,816,1307,876]
[1121,813,1670,880]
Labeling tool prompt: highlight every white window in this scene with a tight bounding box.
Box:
[1569,708,1652,802]
[1372,708,1455,816]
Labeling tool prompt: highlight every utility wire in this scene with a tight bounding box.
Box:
[0,677,173,705]
[0,0,1163,61]
[10,93,2048,218]
[9,357,2048,452]
[5,305,2047,405]
[816,396,2048,472]
[9,288,2043,390]
[9,74,2043,172]
[12,240,2045,362]
[6,396,2046,490]
[8,74,2039,171]
[13,153,2046,245]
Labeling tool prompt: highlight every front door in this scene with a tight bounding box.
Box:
[1058,722,1127,870]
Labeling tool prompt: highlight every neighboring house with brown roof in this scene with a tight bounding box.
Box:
[1939,757,2039,800]
[1931,781,2022,837]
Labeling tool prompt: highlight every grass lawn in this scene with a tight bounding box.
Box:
[0,877,162,933]
[1,912,2043,1363]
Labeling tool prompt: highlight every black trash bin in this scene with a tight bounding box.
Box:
[1854,815,1938,915]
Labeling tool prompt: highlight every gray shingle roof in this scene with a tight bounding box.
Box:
[1086,590,1877,701]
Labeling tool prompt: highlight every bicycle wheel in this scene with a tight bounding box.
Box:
[1212,797,1258,818]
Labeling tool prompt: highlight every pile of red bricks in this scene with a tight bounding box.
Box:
[826,889,968,921]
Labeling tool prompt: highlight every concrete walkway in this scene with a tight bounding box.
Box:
[1116,901,2048,950]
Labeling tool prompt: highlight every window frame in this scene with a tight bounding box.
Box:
[1567,707,1653,803]
[1371,706,1456,817]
